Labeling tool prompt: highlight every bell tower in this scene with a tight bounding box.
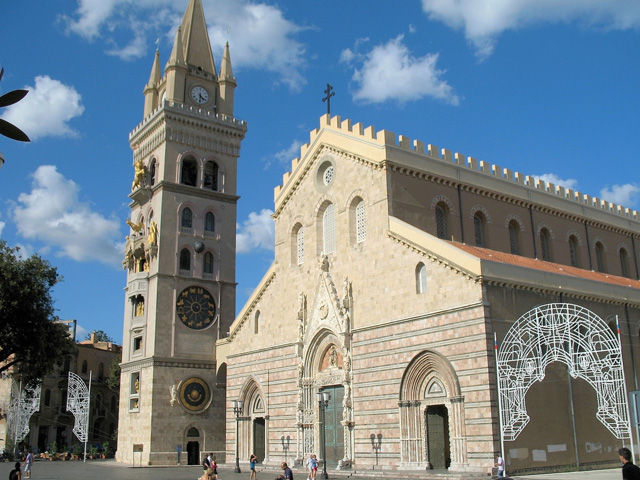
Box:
[117,0,246,465]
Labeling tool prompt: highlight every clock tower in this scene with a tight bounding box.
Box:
[117,0,246,465]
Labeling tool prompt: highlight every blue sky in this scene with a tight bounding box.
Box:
[1,0,639,344]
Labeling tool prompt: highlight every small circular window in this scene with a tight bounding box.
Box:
[323,165,334,185]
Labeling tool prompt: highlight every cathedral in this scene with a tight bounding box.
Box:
[117,0,640,475]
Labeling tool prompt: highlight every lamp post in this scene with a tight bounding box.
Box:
[232,400,243,473]
[316,391,330,479]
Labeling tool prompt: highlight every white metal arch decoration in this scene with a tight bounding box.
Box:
[497,303,631,442]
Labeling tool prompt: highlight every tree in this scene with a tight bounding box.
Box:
[106,353,121,391]
[0,241,76,386]
[86,329,114,343]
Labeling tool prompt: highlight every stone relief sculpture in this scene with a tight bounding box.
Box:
[131,159,146,190]
[170,384,178,406]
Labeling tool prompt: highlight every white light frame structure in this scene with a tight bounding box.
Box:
[67,371,91,461]
[7,379,41,453]
[497,303,632,444]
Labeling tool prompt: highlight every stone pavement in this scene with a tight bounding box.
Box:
[0,459,622,480]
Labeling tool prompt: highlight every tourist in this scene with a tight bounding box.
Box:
[23,450,33,479]
[202,453,212,480]
[249,454,257,480]
[211,454,218,480]
[496,455,504,477]
[619,447,640,480]
[277,461,294,480]
[9,462,21,480]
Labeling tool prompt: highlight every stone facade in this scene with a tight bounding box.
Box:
[218,114,640,475]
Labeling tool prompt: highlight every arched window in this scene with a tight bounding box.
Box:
[568,235,580,267]
[255,310,260,334]
[181,208,193,230]
[187,427,199,437]
[203,252,214,275]
[205,212,215,235]
[44,389,51,406]
[508,220,520,255]
[595,241,606,273]
[323,203,336,254]
[296,226,304,265]
[540,228,552,261]
[435,203,448,240]
[98,363,104,380]
[82,360,88,374]
[416,263,427,294]
[204,161,219,191]
[473,212,486,247]
[356,200,366,243]
[620,248,630,278]
[180,158,198,186]
[149,159,156,186]
[179,248,191,271]
[110,395,117,412]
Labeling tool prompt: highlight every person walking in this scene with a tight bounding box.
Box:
[619,447,640,480]
[249,454,257,480]
[496,455,505,477]
[23,450,33,479]
[10,462,22,480]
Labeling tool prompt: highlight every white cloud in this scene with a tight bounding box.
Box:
[421,0,640,58]
[532,173,578,191]
[0,76,84,140]
[62,0,308,89]
[341,35,459,105]
[0,221,4,236]
[11,165,124,266]
[236,209,274,253]
[267,140,304,169]
[600,183,640,208]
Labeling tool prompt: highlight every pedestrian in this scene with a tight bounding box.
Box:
[249,454,257,480]
[619,447,640,480]
[211,455,219,480]
[305,454,314,480]
[496,455,504,477]
[311,454,318,479]
[276,461,294,480]
[202,453,212,480]
[23,450,33,479]
[10,461,22,480]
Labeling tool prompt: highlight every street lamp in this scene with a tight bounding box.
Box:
[232,400,244,473]
[316,391,330,479]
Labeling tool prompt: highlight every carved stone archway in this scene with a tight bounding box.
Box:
[399,350,467,470]
[497,303,631,441]
[237,377,268,464]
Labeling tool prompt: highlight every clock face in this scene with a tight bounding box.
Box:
[176,286,216,330]
[179,377,211,412]
[191,86,209,104]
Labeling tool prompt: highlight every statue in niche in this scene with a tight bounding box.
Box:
[343,351,351,373]
[135,298,145,317]
[328,345,338,368]
[341,277,350,310]
[135,377,140,393]
[170,384,178,406]
[147,221,158,246]
[297,360,304,384]
[318,255,329,272]
[131,159,145,190]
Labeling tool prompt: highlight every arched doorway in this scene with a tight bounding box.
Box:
[253,418,265,462]
[187,441,199,465]
[425,405,450,469]
[320,385,344,466]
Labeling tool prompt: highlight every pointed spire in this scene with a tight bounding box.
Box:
[180,0,216,75]
[166,26,186,69]
[147,49,162,87]
[219,42,235,82]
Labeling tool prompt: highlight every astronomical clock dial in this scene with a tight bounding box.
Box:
[179,377,211,412]
[176,286,216,330]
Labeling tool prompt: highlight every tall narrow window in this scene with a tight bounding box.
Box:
[356,200,366,243]
[149,159,156,186]
[473,212,486,247]
[416,263,427,294]
[540,228,552,261]
[180,158,198,186]
[508,220,520,255]
[297,227,305,265]
[204,161,219,191]
[99,363,104,380]
[323,204,336,254]
[180,248,191,271]
[620,248,630,278]
[435,204,448,240]
[205,212,215,235]
[568,235,579,267]
[255,311,260,334]
[181,208,193,230]
[82,360,88,374]
[204,252,214,275]
[595,242,606,273]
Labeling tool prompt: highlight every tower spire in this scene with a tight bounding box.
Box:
[143,49,162,117]
[217,41,236,116]
[180,0,216,75]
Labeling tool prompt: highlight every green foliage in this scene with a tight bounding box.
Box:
[86,330,114,343]
[106,353,121,391]
[0,241,76,386]
[50,441,58,454]
[73,444,82,456]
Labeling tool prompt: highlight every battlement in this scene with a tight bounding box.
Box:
[129,100,247,141]
[275,114,639,223]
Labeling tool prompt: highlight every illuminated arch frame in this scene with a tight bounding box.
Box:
[497,303,631,441]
